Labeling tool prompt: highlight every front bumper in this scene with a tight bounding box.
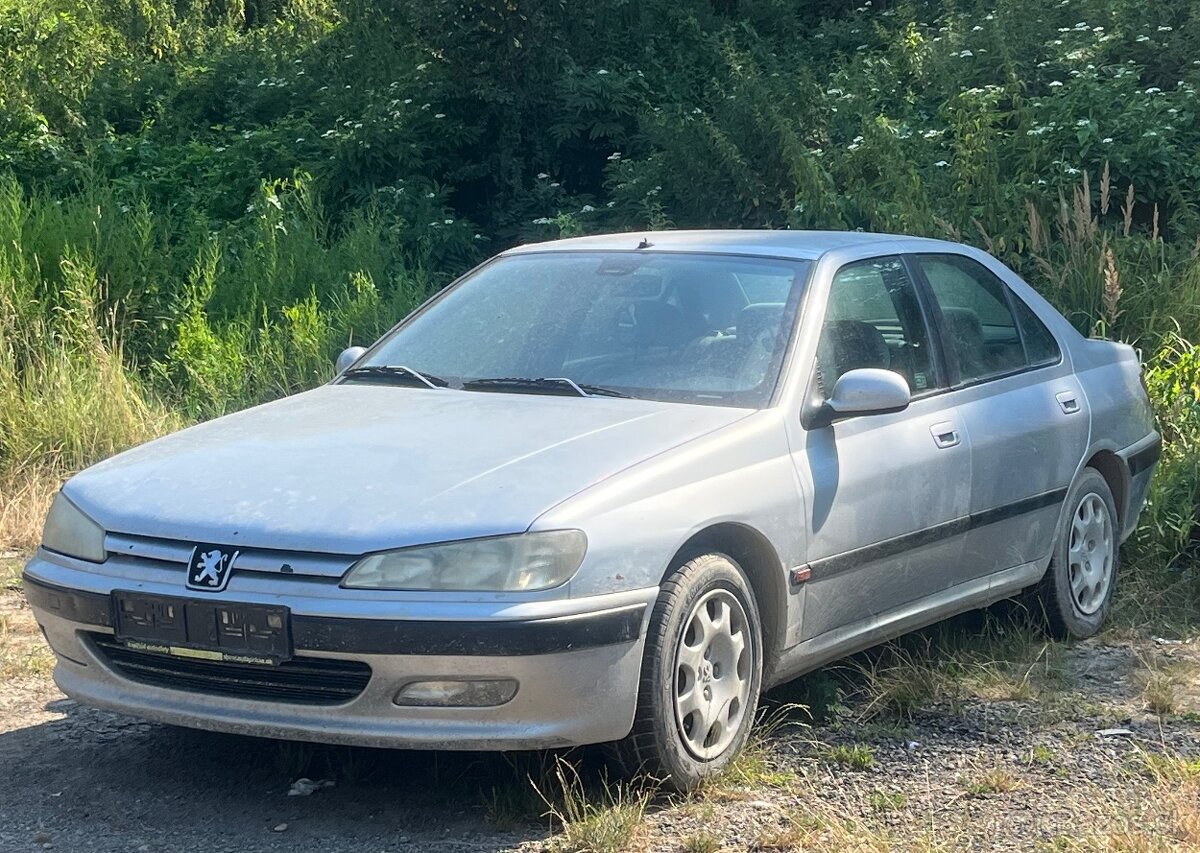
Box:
[23,552,656,750]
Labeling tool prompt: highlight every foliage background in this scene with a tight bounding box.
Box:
[0,0,1196,616]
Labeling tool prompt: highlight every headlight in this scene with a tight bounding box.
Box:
[42,492,107,563]
[342,530,587,592]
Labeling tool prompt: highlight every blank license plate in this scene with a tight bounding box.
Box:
[111,591,292,664]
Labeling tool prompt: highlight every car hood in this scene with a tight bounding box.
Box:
[65,385,750,554]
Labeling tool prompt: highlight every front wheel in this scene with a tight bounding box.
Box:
[614,553,763,791]
[1033,468,1120,639]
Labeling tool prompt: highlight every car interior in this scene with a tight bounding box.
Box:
[564,264,797,395]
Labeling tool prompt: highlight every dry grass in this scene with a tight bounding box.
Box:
[750,806,950,853]
[960,764,1022,798]
[818,743,876,770]
[680,830,722,853]
[539,758,650,853]
[0,467,60,554]
[1143,671,1179,716]
[1039,780,1200,852]
[1135,651,1197,717]
[849,614,1071,721]
[0,596,53,679]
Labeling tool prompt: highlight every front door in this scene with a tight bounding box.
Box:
[791,256,972,643]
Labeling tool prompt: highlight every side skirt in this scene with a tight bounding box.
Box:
[765,557,1048,689]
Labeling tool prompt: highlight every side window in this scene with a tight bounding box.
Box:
[916,254,1026,383]
[818,257,939,394]
[1011,293,1062,366]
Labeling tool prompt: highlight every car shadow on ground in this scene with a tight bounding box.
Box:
[0,699,579,851]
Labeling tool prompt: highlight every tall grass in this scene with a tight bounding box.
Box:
[0,173,434,546]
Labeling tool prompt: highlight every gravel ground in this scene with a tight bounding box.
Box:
[2,579,1198,853]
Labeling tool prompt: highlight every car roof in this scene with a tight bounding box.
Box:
[501,229,966,262]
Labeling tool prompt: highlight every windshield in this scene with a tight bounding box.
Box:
[356,251,812,407]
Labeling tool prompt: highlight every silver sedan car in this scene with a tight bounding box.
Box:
[24,230,1159,790]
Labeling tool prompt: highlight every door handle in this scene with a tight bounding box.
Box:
[1056,391,1080,414]
[930,421,961,449]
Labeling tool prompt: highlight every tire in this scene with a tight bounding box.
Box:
[613,553,763,792]
[1032,468,1120,639]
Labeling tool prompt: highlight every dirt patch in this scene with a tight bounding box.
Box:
[2,581,1198,852]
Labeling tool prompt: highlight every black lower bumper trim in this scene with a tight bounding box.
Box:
[23,575,645,656]
[291,605,645,656]
[23,575,113,627]
[1127,435,1162,477]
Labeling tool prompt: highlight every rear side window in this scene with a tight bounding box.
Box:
[819,257,940,394]
[1010,293,1061,366]
[916,254,1027,383]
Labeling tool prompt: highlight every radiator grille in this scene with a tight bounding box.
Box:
[90,634,371,705]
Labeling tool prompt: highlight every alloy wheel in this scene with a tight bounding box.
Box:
[1067,492,1114,616]
[672,588,753,760]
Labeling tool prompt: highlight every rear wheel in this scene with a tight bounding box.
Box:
[614,553,763,791]
[1033,468,1119,639]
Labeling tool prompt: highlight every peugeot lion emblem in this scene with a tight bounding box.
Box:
[186,545,240,592]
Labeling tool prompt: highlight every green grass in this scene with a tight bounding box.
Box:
[818,743,876,770]
[868,790,907,813]
[680,830,723,853]
[961,765,1022,798]
[539,759,650,853]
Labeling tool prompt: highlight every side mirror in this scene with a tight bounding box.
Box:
[335,346,367,374]
[826,368,910,420]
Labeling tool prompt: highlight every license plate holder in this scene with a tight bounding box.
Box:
[111,591,292,665]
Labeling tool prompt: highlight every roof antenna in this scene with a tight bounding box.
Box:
[636,236,653,249]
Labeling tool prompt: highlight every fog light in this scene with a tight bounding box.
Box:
[394,679,518,707]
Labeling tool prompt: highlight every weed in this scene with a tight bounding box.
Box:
[868,789,906,813]
[818,743,876,770]
[961,764,1022,797]
[697,705,800,798]
[680,830,722,853]
[0,608,55,679]
[1137,750,1200,784]
[539,758,649,853]
[1029,744,1056,766]
[1142,671,1178,716]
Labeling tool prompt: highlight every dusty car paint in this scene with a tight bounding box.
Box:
[24,229,1159,750]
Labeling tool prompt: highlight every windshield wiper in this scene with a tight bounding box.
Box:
[342,365,448,389]
[461,377,631,398]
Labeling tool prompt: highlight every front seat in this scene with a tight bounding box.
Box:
[940,306,988,380]
[632,301,703,352]
[817,319,892,388]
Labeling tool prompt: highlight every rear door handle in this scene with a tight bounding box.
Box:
[930,421,961,449]
[1056,391,1080,414]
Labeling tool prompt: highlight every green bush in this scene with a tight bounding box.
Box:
[0,0,1196,606]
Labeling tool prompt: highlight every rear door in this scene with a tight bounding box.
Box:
[792,256,972,642]
[911,253,1089,577]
